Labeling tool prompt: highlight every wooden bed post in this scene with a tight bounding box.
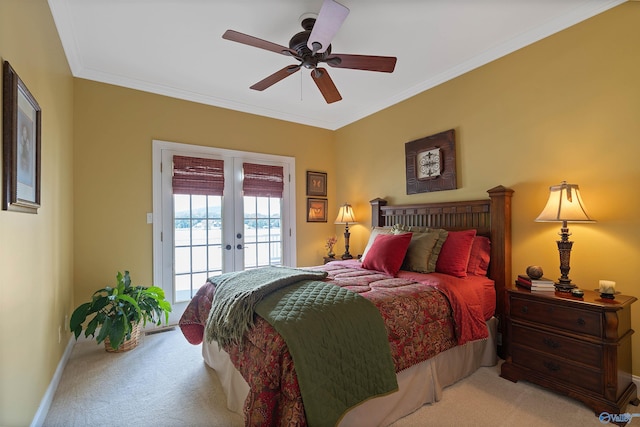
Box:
[487,185,514,357]
[369,198,388,228]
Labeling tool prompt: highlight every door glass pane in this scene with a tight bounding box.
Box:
[174,194,191,246]
[192,272,207,295]
[174,274,191,304]
[207,194,222,245]
[191,195,207,218]
[243,196,282,269]
[208,245,222,271]
[243,243,257,269]
[173,194,223,303]
[174,247,191,274]
[192,246,207,272]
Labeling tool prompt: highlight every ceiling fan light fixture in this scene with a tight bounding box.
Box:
[222,0,396,104]
[307,0,350,54]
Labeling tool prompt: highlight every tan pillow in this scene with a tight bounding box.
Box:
[391,224,429,233]
[360,227,394,263]
[392,225,448,273]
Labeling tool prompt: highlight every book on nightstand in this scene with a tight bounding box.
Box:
[516,275,556,291]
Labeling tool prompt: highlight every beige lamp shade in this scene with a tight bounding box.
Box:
[335,203,357,224]
[535,181,595,223]
[535,181,595,291]
[335,203,357,260]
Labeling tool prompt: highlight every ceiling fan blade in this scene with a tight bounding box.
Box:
[250,65,301,91]
[307,0,350,54]
[310,68,342,104]
[223,30,297,57]
[326,54,397,73]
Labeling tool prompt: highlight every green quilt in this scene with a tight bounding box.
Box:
[256,279,398,427]
[204,266,328,348]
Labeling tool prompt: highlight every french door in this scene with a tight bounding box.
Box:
[152,140,296,324]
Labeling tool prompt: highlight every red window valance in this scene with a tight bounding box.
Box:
[172,155,224,196]
[243,163,284,198]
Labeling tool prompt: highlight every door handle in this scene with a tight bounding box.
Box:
[225,244,232,250]
[236,233,242,239]
[236,244,243,250]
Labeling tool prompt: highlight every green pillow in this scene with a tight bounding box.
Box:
[392,225,448,273]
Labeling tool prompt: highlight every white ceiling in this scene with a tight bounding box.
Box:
[48,0,624,130]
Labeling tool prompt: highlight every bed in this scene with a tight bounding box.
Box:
[179,185,514,426]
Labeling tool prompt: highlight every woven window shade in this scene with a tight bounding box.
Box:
[172,155,224,196]
[243,163,284,198]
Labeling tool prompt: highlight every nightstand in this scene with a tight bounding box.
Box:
[501,285,639,416]
[323,255,361,264]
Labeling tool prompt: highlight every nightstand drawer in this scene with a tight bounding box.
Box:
[511,324,602,368]
[510,296,602,338]
[511,346,602,394]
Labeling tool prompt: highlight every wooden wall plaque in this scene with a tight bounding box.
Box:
[405,129,457,194]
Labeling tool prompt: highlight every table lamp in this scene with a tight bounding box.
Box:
[335,203,357,259]
[535,181,595,292]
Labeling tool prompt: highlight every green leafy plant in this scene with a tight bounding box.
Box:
[70,271,172,350]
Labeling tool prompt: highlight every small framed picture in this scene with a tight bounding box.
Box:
[3,61,41,213]
[307,198,327,222]
[306,171,327,197]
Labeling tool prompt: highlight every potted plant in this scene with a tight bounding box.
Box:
[70,271,172,352]
[325,236,338,258]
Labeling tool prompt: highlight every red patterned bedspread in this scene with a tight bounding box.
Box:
[179,260,494,426]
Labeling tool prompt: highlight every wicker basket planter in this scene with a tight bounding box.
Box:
[70,271,171,353]
[104,323,141,353]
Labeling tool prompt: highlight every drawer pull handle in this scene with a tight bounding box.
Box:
[543,338,559,349]
[577,318,586,326]
[543,361,561,372]
[521,306,528,314]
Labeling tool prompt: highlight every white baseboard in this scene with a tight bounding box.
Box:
[30,337,75,427]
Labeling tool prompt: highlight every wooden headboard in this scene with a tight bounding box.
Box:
[369,185,514,344]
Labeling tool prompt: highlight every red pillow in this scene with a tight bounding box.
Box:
[435,229,477,278]
[467,236,491,276]
[361,232,413,276]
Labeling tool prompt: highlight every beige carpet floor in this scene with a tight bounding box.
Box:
[43,328,639,426]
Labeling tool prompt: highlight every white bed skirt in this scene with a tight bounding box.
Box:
[203,317,498,426]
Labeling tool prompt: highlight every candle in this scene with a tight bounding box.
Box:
[599,280,616,294]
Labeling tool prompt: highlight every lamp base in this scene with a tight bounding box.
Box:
[554,282,576,293]
[341,253,353,260]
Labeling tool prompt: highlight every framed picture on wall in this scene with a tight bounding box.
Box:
[405,129,457,194]
[306,171,327,197]
[3,61,41,213]
[307,198,327,222]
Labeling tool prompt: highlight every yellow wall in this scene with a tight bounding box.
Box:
[2,2,640,425]
[73,80,336,305]
[0,1,75,425]
[335,3,640,373]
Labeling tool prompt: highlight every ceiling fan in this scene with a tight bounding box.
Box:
[222,0,397,104]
